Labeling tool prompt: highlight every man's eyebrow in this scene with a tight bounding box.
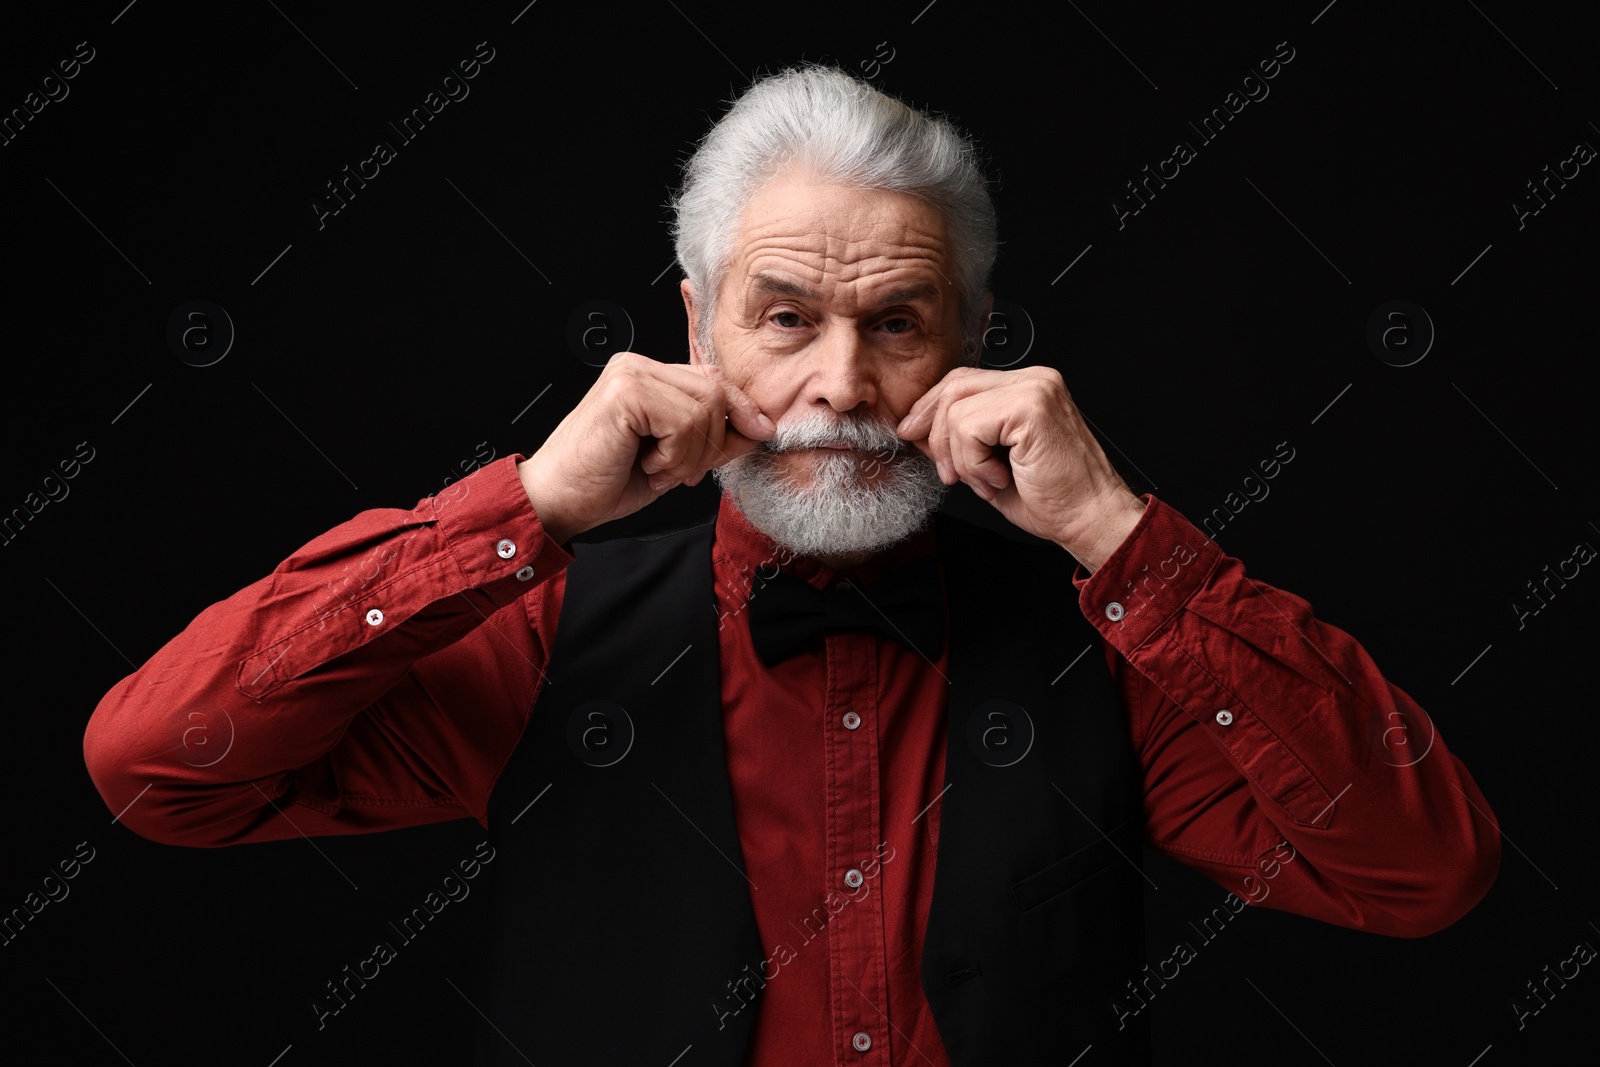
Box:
[746,274,820,302]
[873,282,942,308]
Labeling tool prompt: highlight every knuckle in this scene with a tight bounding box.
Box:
[619,351,654,379]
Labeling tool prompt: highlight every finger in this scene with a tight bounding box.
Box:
[897,366,991,439]
[601,354,729,495]
[652,365,772,483]
[896,379,948,440]
[643,377,766,490]
[637,383,717,489]
[634,391,703,475]
[983,446,1011,490]
[703,368,777,443]
[661,425,765,489]
[679,391,722,485]
[705,425,765,467]
[641,430,707,491]
[953,446,1010,493]
[927,390,955,485]
[662,361,775,447]
[687,427,760,486]
[897,365,968,439]
[903,436,938,465]
[948,394,1015,489]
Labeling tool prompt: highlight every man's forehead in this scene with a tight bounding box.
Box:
[719,172,952,287]
[740,270,945,310]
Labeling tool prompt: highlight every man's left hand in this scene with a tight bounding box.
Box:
[894,366,1145,572]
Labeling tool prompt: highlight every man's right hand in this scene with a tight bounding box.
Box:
[517,352,776,545]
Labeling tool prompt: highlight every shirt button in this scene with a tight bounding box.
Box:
[852,1032,872,1052]
[496,538,517,559]
[1104,600,1125,622]
[844,868,864,889]
[515,565,536,581]
[365,608,384,626]
[842,711,861,730]
[1215,708,1234,726]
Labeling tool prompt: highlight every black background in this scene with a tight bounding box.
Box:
[2,1,1595,1064]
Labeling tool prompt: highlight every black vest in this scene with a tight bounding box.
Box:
[476,511,1151,1065]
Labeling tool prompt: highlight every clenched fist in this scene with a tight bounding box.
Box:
[517,352,776,544]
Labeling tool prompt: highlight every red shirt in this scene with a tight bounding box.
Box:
[82,452,1500,1066]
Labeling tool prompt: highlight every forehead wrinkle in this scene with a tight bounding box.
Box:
[741,214,946,257]
[723,173,961,310]
[823,178,959,290]
[738,253,948,316]
[736,226,951,286]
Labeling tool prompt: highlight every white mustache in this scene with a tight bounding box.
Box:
[764,414,905,455]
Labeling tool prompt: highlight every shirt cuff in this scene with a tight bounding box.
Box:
[1070,494,1223,652]
[432,452,575,608]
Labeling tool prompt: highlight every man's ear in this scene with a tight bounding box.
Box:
[680,279,703,365]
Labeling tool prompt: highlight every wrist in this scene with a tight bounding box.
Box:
[1059,490,1145,574]
[517,456,579,547]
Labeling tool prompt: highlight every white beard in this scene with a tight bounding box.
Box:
[711,404,949,561]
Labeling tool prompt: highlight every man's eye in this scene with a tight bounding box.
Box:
[880,317,913,334]
[773,312,804,328]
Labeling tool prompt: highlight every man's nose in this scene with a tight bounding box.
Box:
[807,322,878,413]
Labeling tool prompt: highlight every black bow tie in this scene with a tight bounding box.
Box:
[745,554,944,667]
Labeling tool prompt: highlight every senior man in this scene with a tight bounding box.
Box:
[85,65,1499,1066]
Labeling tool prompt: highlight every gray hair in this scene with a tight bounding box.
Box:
[670,63,997,364]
